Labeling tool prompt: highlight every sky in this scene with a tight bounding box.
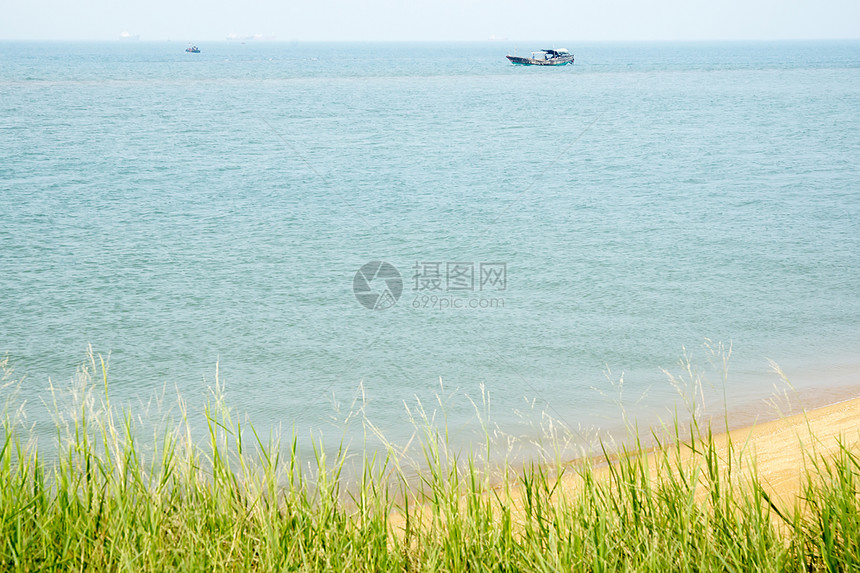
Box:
[1,0,859,42]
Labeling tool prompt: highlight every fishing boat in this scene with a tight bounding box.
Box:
[506,48,574,66]
[186,45,201,53]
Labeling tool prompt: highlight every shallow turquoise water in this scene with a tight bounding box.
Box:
[1,41,859,446]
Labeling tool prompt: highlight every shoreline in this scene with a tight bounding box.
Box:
[709,390,860,503]
[491,361,860,478]
[386,385,860,538]
[555,388,860,507]
[695,375,860,447]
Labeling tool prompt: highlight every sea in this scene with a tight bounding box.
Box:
[1,40,859,456]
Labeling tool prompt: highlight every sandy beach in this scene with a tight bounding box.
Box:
[387,391,860,539]
[552,392,860,510]
[709,393,860,503]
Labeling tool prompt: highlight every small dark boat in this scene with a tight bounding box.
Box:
[186,45,201,53]
[507,48,574,66]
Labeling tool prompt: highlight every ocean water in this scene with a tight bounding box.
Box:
[1,41,859,450]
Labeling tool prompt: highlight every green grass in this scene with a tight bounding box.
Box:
[1,352,858,572]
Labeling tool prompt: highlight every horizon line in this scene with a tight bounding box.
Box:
[2,37,859,43]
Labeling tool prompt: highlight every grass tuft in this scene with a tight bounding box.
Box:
[1,350,858,571]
